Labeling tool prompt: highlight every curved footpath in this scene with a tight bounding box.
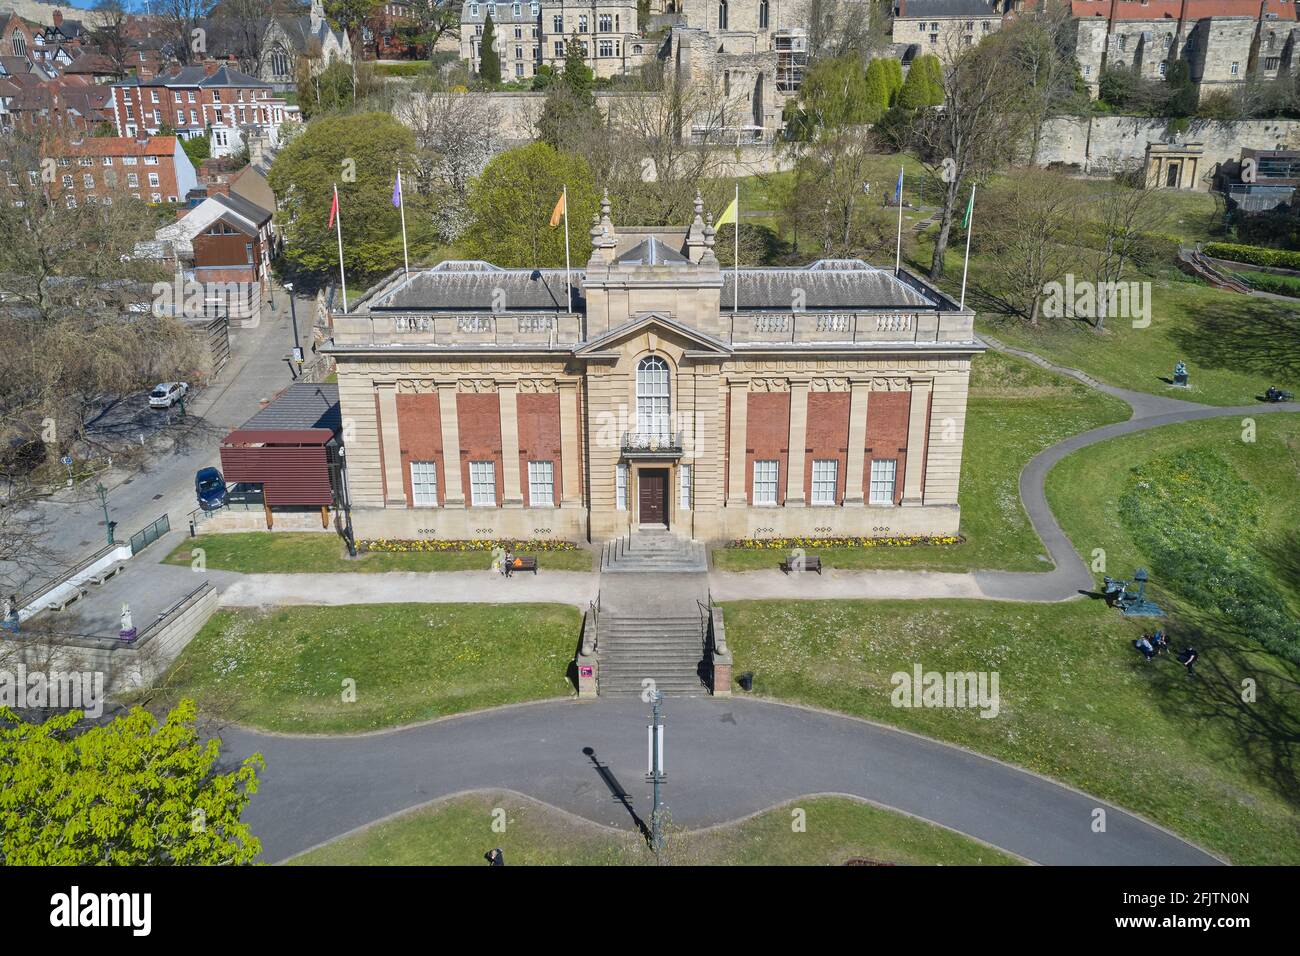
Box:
[227,696,1220,865]
[218,344,1294,864]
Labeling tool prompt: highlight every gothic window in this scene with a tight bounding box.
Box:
[719,0,728,30]
[270,45,289,75]
[759,0,768,28]
[636,356,671,439]
[11,31,25,56]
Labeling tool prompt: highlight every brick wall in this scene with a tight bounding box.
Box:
[745,392,790,505]
[865,392,911,505]
[457,393,504,505]
[516,393,562,507]
[803,392,850,504]
[397,392,443,506]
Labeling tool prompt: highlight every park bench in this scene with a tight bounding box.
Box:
[780,555,822,575]
[45,586,88,612]
[88,561,126,585]
[504,555,538,576]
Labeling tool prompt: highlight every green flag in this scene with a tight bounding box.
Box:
[961,186,975,229]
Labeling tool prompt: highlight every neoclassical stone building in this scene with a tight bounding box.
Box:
[326,195,982,544]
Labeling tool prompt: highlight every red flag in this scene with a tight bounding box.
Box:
[328,188,339,230]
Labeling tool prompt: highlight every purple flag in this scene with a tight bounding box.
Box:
[392,170,402,208]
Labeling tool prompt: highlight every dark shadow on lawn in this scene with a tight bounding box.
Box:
[1146,602,1300,807]
[1169,296,1300,381]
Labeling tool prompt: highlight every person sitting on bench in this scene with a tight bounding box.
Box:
[1134,634,1155,662]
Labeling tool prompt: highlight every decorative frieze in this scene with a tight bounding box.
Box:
[517,378,558,393]
[809,377,850,392]
[457,379,498,393]
[749,378,789,392]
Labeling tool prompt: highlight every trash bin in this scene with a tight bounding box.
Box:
[738,672,754,692]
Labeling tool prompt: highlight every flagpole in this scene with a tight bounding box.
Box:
[960,184,975,311]
[733,182,739,313]
[562,183,571,313]
[894,164,904,276]
[397,167,409,274]
[334,183,348,312]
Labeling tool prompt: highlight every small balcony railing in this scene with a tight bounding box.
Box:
[621,430,683,455]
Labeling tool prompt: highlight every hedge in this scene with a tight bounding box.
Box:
[1203,242,1300,271]
[1238,270,1300,298]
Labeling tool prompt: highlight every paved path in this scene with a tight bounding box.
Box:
[224,696,1220,866]
[219,570,599,609]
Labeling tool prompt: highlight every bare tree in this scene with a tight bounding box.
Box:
[783,128,893,259]
[1089,180,1166,329]
[88,0,132,79]
[156,0,217,65]
[909,35,1036,278]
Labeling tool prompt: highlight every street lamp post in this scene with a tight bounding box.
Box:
[284,281,301,354]
[95,481,114,546]
[645,690,666,852]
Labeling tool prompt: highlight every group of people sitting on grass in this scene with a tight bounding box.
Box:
[1133,629,1198,674]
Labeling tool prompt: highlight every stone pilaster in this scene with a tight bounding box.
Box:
[784,379,809,507]
[902,379,933,507]
[375,382,406,507]
[437,382,464,508]
[843,379,870,507]
[726,380,748,507]
[498,381,523,507]
[558,379,582,508]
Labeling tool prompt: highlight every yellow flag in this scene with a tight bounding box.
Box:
[715,196,738,227]
[549,191,566,228]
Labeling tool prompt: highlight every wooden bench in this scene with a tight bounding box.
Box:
[88,561,126,585]
[504,555,538,576]
[780,555,822,575]
[45,586,88,611]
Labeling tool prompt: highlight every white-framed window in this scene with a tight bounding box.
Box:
[148,173,160,187]
[869,459,897,505]
[636,355,670,439]
[469,461,496,507]
[811,459,838,505]
[82,173,94,188]
[528,460,554,507]
[552,14,562,31]
[1230,61,1239,75]
[410,460,439,506]
[616,462,628,510]
[144,155,159,165]
[679,464,692,510]
[753,459,779,505]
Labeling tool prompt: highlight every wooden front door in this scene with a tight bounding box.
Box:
[638,469,668,526]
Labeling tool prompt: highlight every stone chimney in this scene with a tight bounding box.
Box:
[53,9,62,28]
[203,60,220,77]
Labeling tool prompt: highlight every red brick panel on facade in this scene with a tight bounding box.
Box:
[864,391,912,506]
[745,392,791,505]
[457,393,504,505]
[803,392,851,504]
[516,393,562,507]
[396,392,443,506]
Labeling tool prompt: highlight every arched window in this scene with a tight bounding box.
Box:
[636,356,671,439]
[270,44,290,78]
[12,32,25,56]
[759,0,769,29]
[718,0,728,30]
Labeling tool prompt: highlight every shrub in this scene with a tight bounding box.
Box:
[727,535,964,551]
[1203,242,1300,270]
[1237,269,1300,298]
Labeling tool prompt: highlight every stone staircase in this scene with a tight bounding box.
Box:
[595,613,707,696]
[600,530,708,573]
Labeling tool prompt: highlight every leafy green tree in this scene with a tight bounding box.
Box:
[883,58,904,106]
[269,112,434,287]
[461,141,599,267]
[0,700,263,865]
[181,132,210,168]
[536,34,600,150]
[798,54,873,131]
[900,54,943,109]
[862,59,892,122]
[1165,58,1197,118]
[479,11,501,84]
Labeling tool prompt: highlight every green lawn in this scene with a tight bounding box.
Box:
[721,597,1300,865]
[289,792,1019,866]
[711,350,1129,572]
[167,532,595,573]
[154,603,581,733]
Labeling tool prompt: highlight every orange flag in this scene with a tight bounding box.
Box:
[549,191,565,228]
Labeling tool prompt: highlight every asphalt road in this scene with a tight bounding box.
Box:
[223,696,1221,866]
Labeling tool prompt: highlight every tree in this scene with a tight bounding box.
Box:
[907,38,1036,277]
[211,0,291,76]
[405,0,462,61]
[899,54,943,109]
[479,11,501,84]
[979,170,1078,326]
[88,0,130,79]
[269,112,434,286]
[1165,58,1197,119]
[862,59,892,123]
[181,133,210,167]
[781,127,894,259]
[996,6,1089,161]
[156,0,216,65]
[1089,181,1166,329]
[536,34,599,150]
[797,54,873,132]
[461,142,599,267]
[0,700,264,865]
[883,57,904,106]
[323,0,381,93]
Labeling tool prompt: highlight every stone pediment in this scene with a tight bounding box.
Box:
[574,312,731,357]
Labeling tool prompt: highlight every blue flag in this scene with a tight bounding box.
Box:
[392,170,402,208]
[894,166,904,203]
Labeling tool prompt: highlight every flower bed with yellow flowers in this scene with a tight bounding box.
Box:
[726,535,965,551]
[358,538,580,554]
